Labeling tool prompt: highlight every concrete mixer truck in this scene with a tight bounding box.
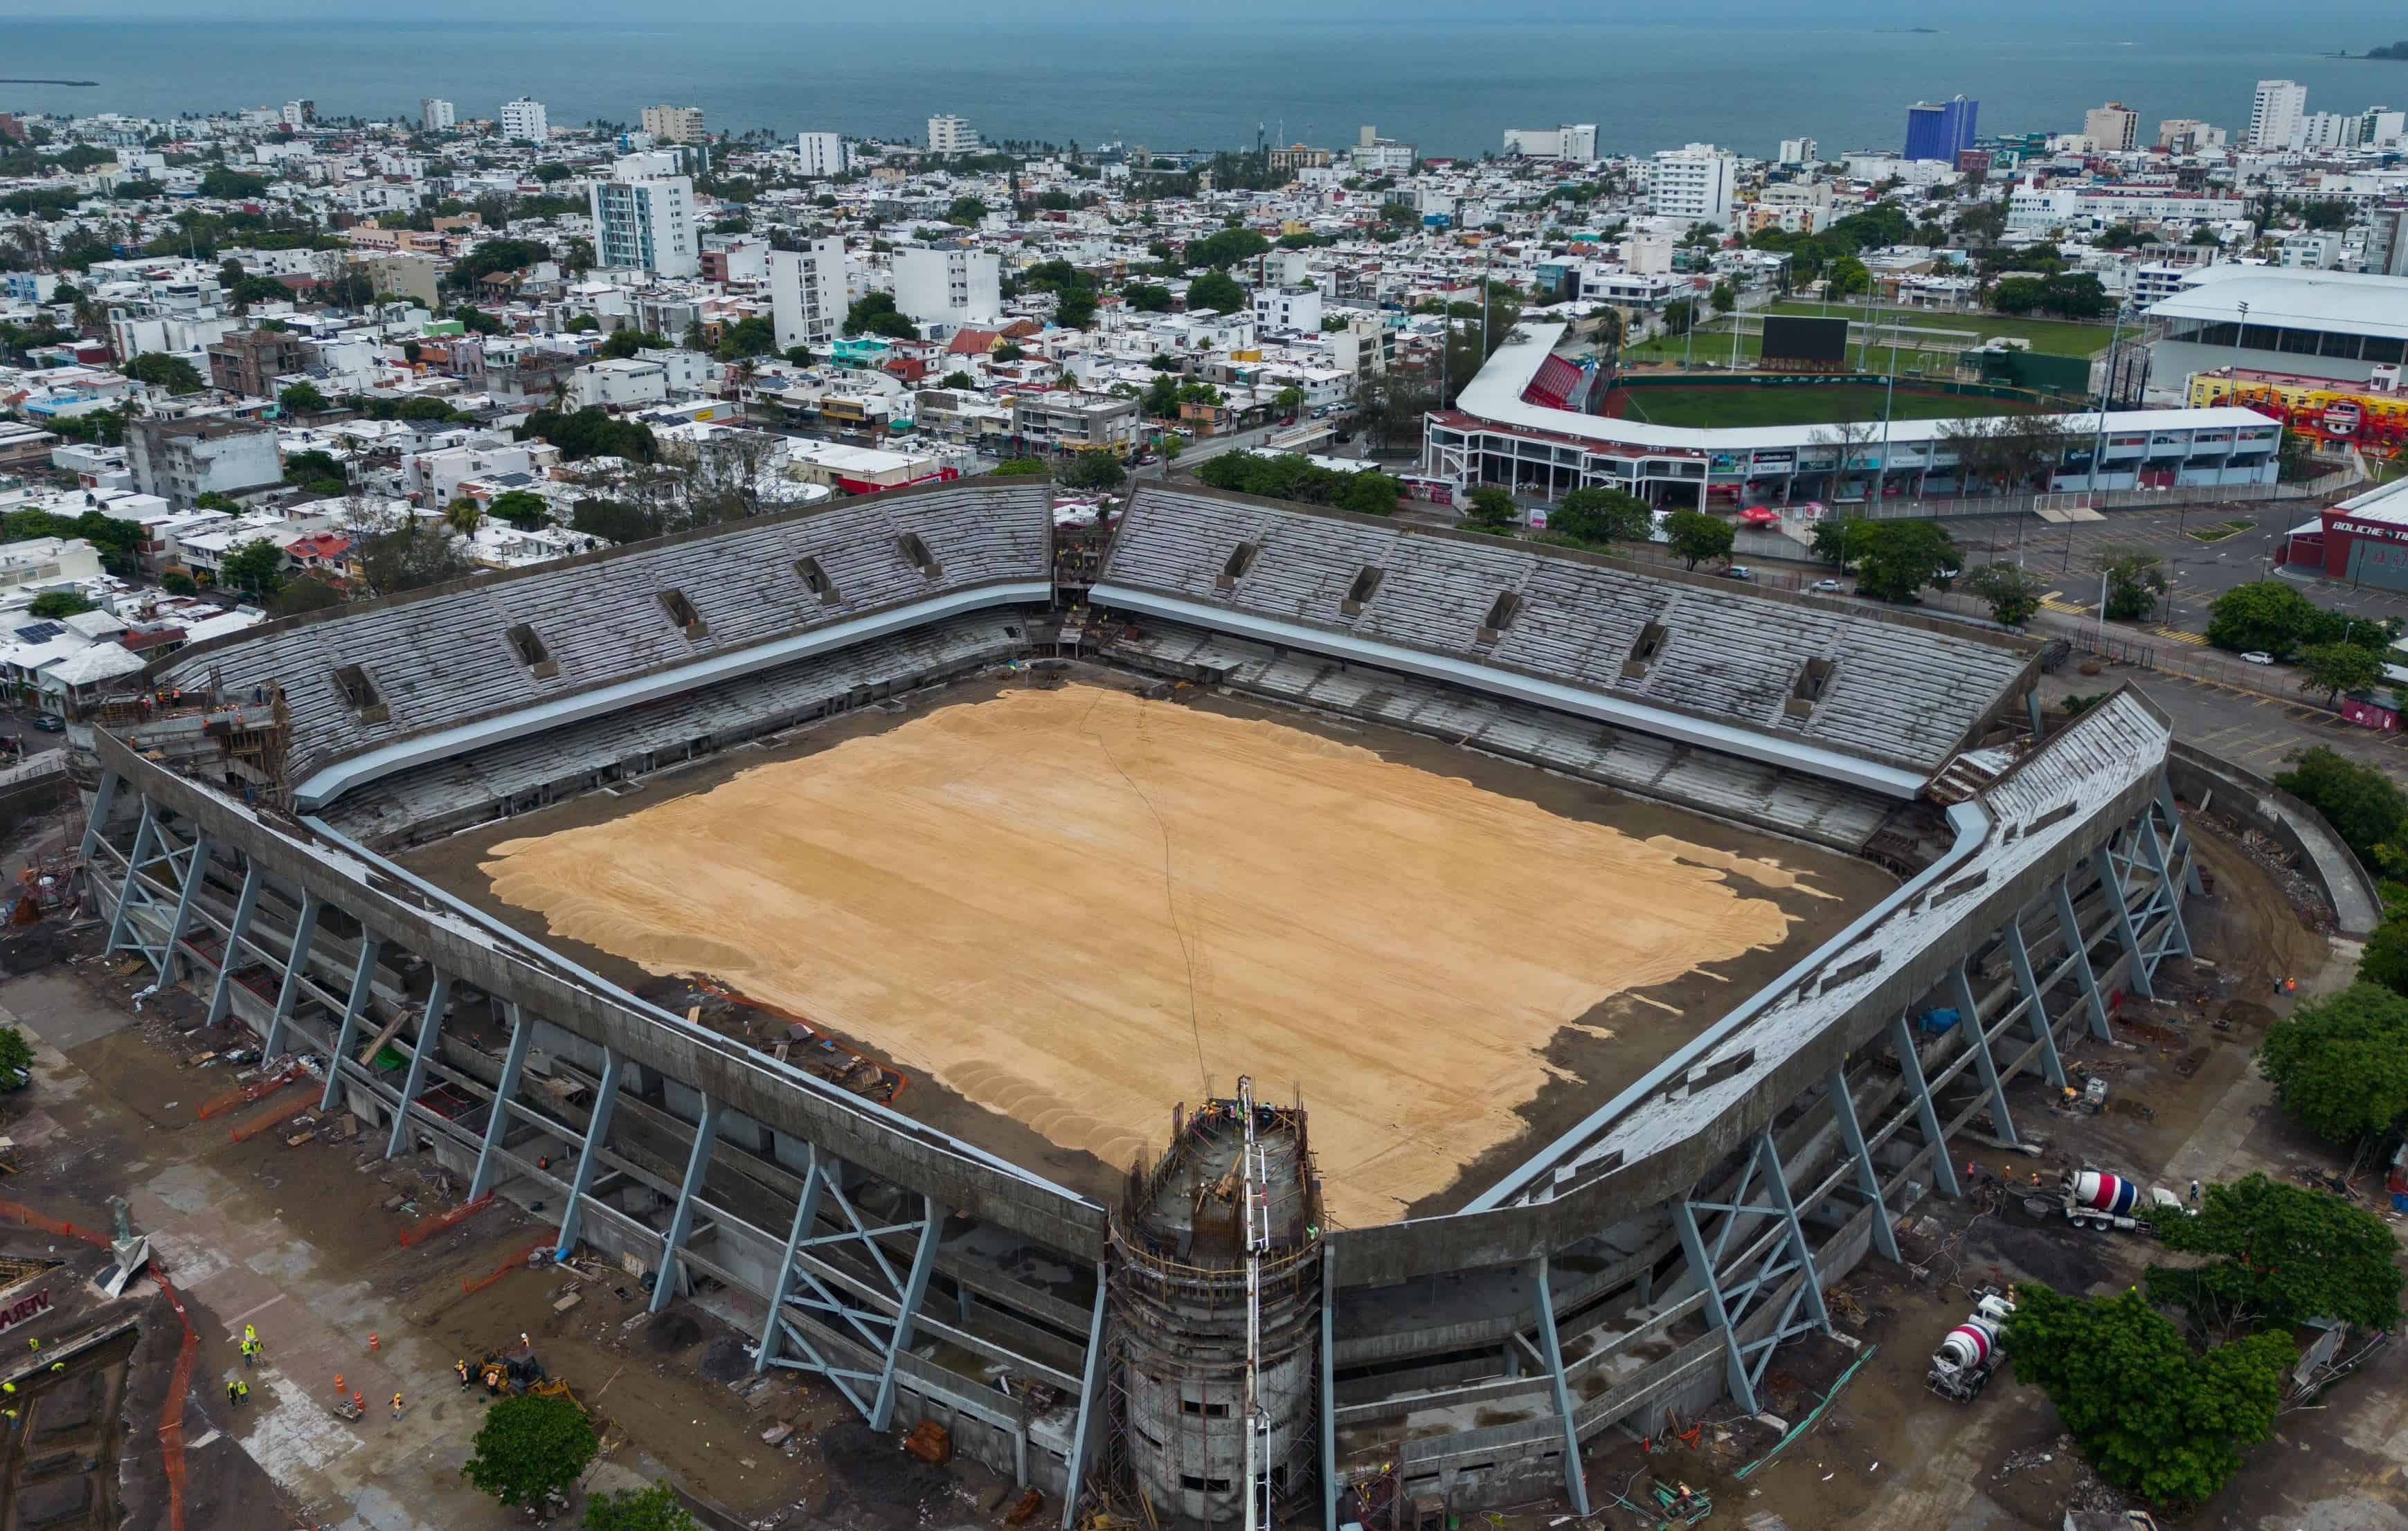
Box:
[1928,1287,2017,1401]
[2060,1167,2188,1232]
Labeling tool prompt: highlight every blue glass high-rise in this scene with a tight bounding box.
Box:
[1904,96,1979,163]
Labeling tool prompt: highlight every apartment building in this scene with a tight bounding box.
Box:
[927,115,978,155]
[797,131,851,178]
[1010,391,1140,453]
[1904,97,1978,163]
[2083,102,2139,152]
[206,327,312,398]
[2249,80,2308,152]
[641,104,706,146]
[893,244,1001,329]
[500,96,550,144]
[589,152,698,278]
[420,98,455,132]
[127,417,282,509]
[1648,143,1735,228]
[1251,283,1323,334]
[1502,125,1598,161]
[770,237,847,352]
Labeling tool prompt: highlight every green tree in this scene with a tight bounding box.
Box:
[1059,451,1126,492]
[1141,372,1182,419]
[220,538,286,599]
[1853,520,1959,604]
[517,408,659,464]
[2144,1173,2403,1337]
[938,371,976,390]
[1338,471,1401,516]
[444,498,484,538]
[0,1027,32,1091]
[486,490,550,528]
[2258,981,2408,1148]
[2295,641,2384,707]
[463,1394,597,1514]
[2274,745,2408,871]
[123,352,205,395]
[1054,288,1099,329]
[783,345,814,367]
[1462,487,1517,532]
[597,329,669,361]
[568,498,661,545]
[451,304,503,336]
[199,166,270,199]
[994,342,1027,362]
[715,315,777,361]
[1709,280,1736,314]
[1187,228,1270,269]
[1187,269,1246,314]
[1123,282,1174,312]
[2207,580,2320,658]
[268,577,344,617]
[1552,487,1652,546]
[842,291,920,341]
[26,591,93,619]
[990,458,1049,477]
[2361,891,2408,1000]
[1665,509,1735,570]
[1810,518,1867,569]
[278,381,328,414]
[946,195,989,225]
[582,1483,701,1531]
[565,314,600,334]
[2096,548,2168,622]
[358,520,473,595]
[2006,1284,2291,1505]
[161,570,199,596]
[1960,561,2047,626]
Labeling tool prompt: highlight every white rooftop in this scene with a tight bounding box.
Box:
[2332,473,2408,526]
[2144,268,2408,341]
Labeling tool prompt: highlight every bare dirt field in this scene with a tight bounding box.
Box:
[457,679,1880,1227]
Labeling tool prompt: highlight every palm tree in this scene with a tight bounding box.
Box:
[444,498,483,538]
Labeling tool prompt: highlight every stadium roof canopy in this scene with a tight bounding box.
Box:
[2144,268,2408,343]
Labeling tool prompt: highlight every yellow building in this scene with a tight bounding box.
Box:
[2185,367,2408,458]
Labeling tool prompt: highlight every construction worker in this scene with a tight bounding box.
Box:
[390,1391,405,1420]
[455,1359,471,1390]
[235,1380,248,1407]
[226,1378,242,1406]
[47,1362,62,1374]
[242,1323,256,1348]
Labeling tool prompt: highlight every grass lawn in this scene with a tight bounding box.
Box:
[1761,302,2117,359]
[1608,383,2049,430]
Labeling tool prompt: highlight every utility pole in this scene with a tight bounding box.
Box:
[2087,300,2130,505]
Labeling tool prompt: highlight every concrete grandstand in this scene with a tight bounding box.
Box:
[73,477,2200,1528]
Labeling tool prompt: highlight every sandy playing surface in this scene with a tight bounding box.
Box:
[480,684,1808,1225]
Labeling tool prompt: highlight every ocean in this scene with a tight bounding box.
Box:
[3,13,2407,161]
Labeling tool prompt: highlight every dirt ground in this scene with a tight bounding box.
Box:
[434,676,1885,1227]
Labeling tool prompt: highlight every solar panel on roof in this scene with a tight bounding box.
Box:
[11,622,65,643]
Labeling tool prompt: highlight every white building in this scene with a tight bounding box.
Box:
[569,359,670,412]
[2156,118,2220,154]
[927,114,978,155]
[892,244,1001,329]
[500,96,550,144]
[1351,126,1417,175]
[2364,109,2408,149]
[769,238,847,352]
[2083,102,2139,153]
[420,98,455,132]
[641,104,706,145]
[588,151,698,278]
[1252,284,1324,334]
[2248,80,2307,152]
[1777,137,1819,166]
[1502,125,1598,161]
[1648,143,1735,228]
[797,132,851,178]
[280,100,314,129]
[2299,111,2360,153]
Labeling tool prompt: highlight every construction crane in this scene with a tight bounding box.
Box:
[1239,1076,1274,1531]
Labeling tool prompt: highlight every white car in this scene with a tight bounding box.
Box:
[2240,651,2275,666]
[1811,578,1845,592]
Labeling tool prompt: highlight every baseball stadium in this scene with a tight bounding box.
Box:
[75,470,2201,1530]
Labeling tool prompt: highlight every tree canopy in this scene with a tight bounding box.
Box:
[1187,228,1270,269]
[358,519,473,596]
[1059,451,1125,492]
[1960,561,2047,626]
[842,291,921,341]
[582,1483,701,1531]
[597,329,669,360]
[1196,452,1401,517]
[268,577,345,617]
[2274,745,2407,872]
[2258,980,2408,1148]
[1548,487,1653,548]
[220,538,287,599]
[463,1394,597,1513]
[1851,519,1959,604]
[517,407,659,464]
[123,352,205,395]
[2095,548,2168,622]
[486,489,551,527]
[2006,1283,2292,1505]
[2144,1172,2403,1336]
[26,590,93,619]
[278,381,329,414]
[1187,270,1246,315]
[2296,640,2385,707]
[568,498,661,545]
[1664,508,1734,570]
[2207,580,2396,659]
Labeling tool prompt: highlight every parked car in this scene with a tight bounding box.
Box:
[1812,578,1846,592]
[1720,565,1755,581]
[2240,651,2275,666]
[30,714,64,732]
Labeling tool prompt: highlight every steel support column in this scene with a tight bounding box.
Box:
[262,891,320,1061]
[79,770,119,862]
[2000,921,2069,1090]
[1752,1131,1831,1334]
[650,1093,720,1314]
[318,936,381,1112]
[101,800,157,957]
[1531,1256,1591,1516]
[1825,1067,1900,1262]
[385,972,449,1159]
[204,864,262,1027]
[156,831,213,986]
[555,1048,622,1257]
[471,1009,531,1201]
[2136,805,2194,960]
[2159,777,2204,896]
[1671,1197,1756,1414]
[755,1145,827,1375]
[1058,1265,1111,1531]
[868,1194,943,1429]
[2092,844,2150,1000]
[1889,1011,1961,1198]
[2054,881,2114,1041]
[1948,962,2018,1149]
